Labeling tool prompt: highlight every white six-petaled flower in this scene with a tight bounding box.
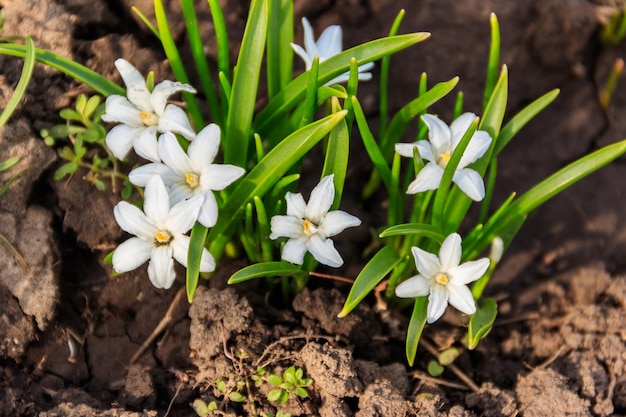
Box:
[102,58,197,162]
[395,233,490,324]
[270,175,361,267]
[395,113,492,201]
[291,17,374,85]
[112,176,215,289]
[128,124,245,228]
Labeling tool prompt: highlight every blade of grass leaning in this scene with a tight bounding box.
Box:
[482,13,500,111]
[229,261,307,284]
[186,222,209,302]
[321,99,349,208]
[0,37,35,128]
[379,223,446,242]
[132,6,160,38]
[379,9,405,139]
[207,0,230,80]
[338,245,402,318]
[180,0,222,126]
[153,0,204,128]
[0,44,123,96]
[207,111,348,260]
[267,0,293,99]
[406,297,428,366]
[254,33,431,134]
[223,0,268,167]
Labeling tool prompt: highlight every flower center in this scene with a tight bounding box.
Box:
[303,219,318,237]
[139,110,159,126]
[435,272,449,285]
[155,230,173,245]
[185,172,200,189]
[437,150,451,169]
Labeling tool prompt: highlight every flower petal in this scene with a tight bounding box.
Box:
[316,25,342,58]
[112,237,152,273]
[448,258,490,285]
[449,112,476,149]
[406,162,443,194]
[301,17,319,59]
[105,124,143,161]
[318,210,361,237]
[305,175,335,224]
[158,104,196,140]
[427,284,449,324]
[133,126,161,162]
[168,183,192,205]
[101,95,143,126]
[411,246,441,278]
[150,80,197,116]
[114,201,156,240]
[166,194,203,234]
[438,233,462,271]
[197,191,218,228]
[447,284,476,315]
[128,163,176,187]
[291,43,313,69]
[200,164,245,191]
[158,132,194,176]
[453,168,485,201]
[458,130,492,169]
[270,215,305,239]
[171,235,215,273]
[395,275,431,298]
[395,141,434,163]
[148,245,176,289]
[307,235,343,267]
[143,176,171,226]
[189,124,220,167]
[285,192,306,218]
[114,59,152,111]
[421,114,451,155]
[281,237,308,265]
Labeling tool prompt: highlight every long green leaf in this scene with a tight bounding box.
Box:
[338,246,401,318]
[224,0,268,166]
[482,13,500,111]
[186,222,209,302]
[255,33,431,133]
[207,111,348,259]
[207,0,230,80]
[467,298,497,350]
[379,9,405,139]
[321,100,349,208]
[0,44,123,96]
[0,37,35,127]
[379,223,446,243]
[267,0,293,98]
[406,297,428,366]
[228,262,306,284]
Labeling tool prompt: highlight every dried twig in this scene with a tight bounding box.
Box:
[420,338,480,393]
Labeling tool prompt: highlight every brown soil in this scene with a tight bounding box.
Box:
[2,0,626,416]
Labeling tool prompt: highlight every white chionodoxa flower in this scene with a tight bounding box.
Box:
[395,112,492,201]
[291,17,374,85]
[128,124,245,228]
[270,175,361,267]
[395,233,490,324]
[101,58,197,162]
[112,176,215,289]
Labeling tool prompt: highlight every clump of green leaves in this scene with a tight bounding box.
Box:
[41,94,131,196]
[259,366,312,405]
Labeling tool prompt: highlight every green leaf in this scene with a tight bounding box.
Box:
[0,43,124,96]
[321,101,349,209]
[207,0,230,80]
[255,33,431,134]
[379,223,446,242]
[229,391,245,402]
[267,388,283,402]
[296,386,308,398]
[339,246,402,317]
[406,297,428,366]
[207,111,347,260]
[228,262,307,284]
[0,36,35,127]
[379,9,406,138]
[54,162,78,180]
[268,374,283,386]
[267,0,293,99]
[0,156,19,172]
[427,360,444,377]
[224,0,268,166]
[438,347,459,366]
[467,298,497,350]
[186,222,209,302]
[483,13,500,111]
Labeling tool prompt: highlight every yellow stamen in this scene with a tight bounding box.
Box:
[155,230,173,244]
[185,172,200,188]
[303,219,318,236]
[139,110,158,126]
[438,150,451,168]
[435,273,449,285]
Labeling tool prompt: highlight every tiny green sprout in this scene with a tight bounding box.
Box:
[266,366,312,405]
[192,398,217,417]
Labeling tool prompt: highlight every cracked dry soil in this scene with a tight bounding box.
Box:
[3,0,626,416]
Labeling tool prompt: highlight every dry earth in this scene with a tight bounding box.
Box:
[2,0,626,416]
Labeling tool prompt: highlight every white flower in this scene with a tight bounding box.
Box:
[395,233,490,324]
[102,58,197,162]
[128,124,245,228]
[112,176,215,289]
[395,113,492,201]
[270,175,361,267]
[291,17,374,85]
